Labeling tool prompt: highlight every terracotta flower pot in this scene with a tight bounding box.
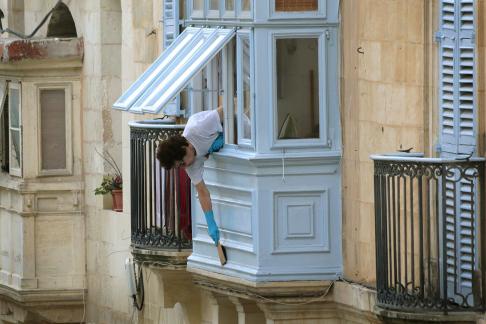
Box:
[111,189,123,212]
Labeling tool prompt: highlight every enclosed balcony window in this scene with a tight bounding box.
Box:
[8,82,22,177]
[40,89,67,171]
[38,85,72,175]
[276,37,319,140]
[237,32,252,143]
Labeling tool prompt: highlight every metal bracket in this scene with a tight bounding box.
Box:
[435,143,442,154]
[434,31,444,43]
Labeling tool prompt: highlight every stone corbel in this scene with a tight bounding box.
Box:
[228,296,265,324]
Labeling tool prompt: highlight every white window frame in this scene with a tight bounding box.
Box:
[238,0,252,19]
[190,0,205,18]
[188,0,252,19]
[36,83,73,176]
[222,38,237,145]
[0,79,8,172]
[236,30,255,148]
[8,81,22,177]
[270,29,328,149]
[223,0,236,19]
[207,0,221,18]
[269,0,326,20]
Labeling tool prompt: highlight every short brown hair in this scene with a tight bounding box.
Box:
[156,135,189,169]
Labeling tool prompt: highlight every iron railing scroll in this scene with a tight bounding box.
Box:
[371,154,486,314]
[130,120,192,251]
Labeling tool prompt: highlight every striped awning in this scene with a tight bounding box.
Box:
[113,27,236,114]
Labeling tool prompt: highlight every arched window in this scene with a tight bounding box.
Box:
[46,2,77,38]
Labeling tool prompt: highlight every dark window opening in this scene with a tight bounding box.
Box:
[1,95,9,172]
[47,2,77,38]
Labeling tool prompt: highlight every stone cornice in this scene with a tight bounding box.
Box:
[0,284,84,307]
[0,37,83,70]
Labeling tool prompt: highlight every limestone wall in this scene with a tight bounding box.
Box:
[340,0,438,285]
[83,0,192,322]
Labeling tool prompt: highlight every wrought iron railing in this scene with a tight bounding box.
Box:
[130,120,192,251]
[372,154,486,314]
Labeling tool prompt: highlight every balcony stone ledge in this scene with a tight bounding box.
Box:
[0,285,85,323]
[190,268,385,322]
[131,246,192,270]
[0,37,83,74]
[375,307,485,323]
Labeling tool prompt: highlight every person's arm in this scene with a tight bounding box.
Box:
[195,180,220,244]
[195,180,212,212]
[217,106,224,124]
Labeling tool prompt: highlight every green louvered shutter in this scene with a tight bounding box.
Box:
[439,0,477,304]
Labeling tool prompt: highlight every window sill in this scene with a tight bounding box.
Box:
[0,172,23,190]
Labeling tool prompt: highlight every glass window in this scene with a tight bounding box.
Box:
[210,0,219,10]
[179,0,186,19]
[231,39,238,144]
[40,89,67,170]
[242,0,251,11]
[226,0,234,11]
[193,0,203,10]
[275,0,318,11]
[202,66,210,110]
[276,38,319,139]
[0,95,8,172]
[8,84,21,176]
[239,36,251,140]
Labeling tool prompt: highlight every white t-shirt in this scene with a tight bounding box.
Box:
[182,110,223,184]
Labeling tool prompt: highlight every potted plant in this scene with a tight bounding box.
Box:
[94,150,123,212]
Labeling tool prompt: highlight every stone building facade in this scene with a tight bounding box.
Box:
[0,0,485,323]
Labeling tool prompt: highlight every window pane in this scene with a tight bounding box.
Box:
[40,89,66,170]
[226,0,234,11]
[276,38,319,139]
[242,37,251,140]
[179,0,186,19]
[242,0,251,11]
[275,0,318,11]
[210,0,219,10]
[0,96,8,171]
[9,88,19,128]
[193,0,203,10]
[10,129,20,169]
[232,40,238,144]
[202,66,209,110]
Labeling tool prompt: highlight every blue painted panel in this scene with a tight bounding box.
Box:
[273,191,330,254]
[187,155,342,282]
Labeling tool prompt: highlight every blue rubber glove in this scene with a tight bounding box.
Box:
[208,132,224,154]
[204,210,220,245]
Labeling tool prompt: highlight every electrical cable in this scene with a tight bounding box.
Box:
[80,288,85,324]
[0,0,62,39]
[132,262,145,311]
